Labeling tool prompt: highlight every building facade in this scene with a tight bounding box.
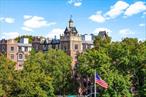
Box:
[0,18,109,70]
[60,18,82,69]
[7,39,18,63]
[16,38,32,69]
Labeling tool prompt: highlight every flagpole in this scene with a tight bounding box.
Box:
[94,70,96,97]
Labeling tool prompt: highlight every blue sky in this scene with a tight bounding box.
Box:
[0,0,146,41]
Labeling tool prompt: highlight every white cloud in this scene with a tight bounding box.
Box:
[68,0,82,7]
[21,27,33,32]
[68,0,73,4]
[89,1,129,22]
[139,23,145,27]
[47,28,64,39]
[89,11,106,23]
[119,28,134,37]
[105,1,129,19]
[0,17,15,23]
[124,1,146,16]
[93,28,112,35]
[0,32,19,39]
[74,2,82,7]
[24,15,32,19]
[89,1,146,23]
[23,16,56,29]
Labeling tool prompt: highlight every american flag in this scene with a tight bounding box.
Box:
[96,73,108,89]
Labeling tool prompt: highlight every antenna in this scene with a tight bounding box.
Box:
[70,15,72,19]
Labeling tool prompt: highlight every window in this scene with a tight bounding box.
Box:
[10,54,14,59]
[75,44,78,50]
[19,64,23,67]
[25,47,28,52]
[74,55,78,61]
[19,54,23,59]
[11,47,14,51]
[2,46,5,52]
[36,45,38,50]
[18,47,22,51]
[64,46,67,51]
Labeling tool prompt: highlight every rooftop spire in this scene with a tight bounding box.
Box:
[69,15,74,28]
[70,15,72,20]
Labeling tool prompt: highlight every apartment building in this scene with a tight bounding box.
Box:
[17,38,32,69]
[0,18,109,70]
[7,39,18,63]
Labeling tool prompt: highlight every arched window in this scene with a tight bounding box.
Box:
[19,54,23,59]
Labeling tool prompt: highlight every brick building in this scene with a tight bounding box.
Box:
[0,18,109,70]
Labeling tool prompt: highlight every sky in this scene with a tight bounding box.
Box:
[0,0,146,41]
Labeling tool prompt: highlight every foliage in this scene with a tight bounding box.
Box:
[0,53,54,97]
[1,34,145,97]
[24,49,72,95]
[77,36,146,97]
[0,54,16,96]
[0,49,72,96]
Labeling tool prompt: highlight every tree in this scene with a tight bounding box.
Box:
[0,49,73,96]
[0,53,54,97]
[77,36,135,97]
[78,49,132,97]
[78,36,146,97]
[0,54,16,96]
[23,49,72,95]
[15,60,54,97]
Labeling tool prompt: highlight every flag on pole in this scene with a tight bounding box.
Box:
[95,73,108,89]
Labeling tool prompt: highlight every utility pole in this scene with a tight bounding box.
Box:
[94,70,96,97]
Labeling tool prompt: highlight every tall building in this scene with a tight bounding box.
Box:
[60,18,82,70]
[32,37,41,52]
[0,17,96,70]
[16,38,32,69]
[6,39,18,63]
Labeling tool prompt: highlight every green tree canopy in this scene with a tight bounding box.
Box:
[77,36,146,97]
[23,49,72,95]
[0,54,16,96]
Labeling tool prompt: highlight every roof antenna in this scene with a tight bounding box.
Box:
[70,15,72,20]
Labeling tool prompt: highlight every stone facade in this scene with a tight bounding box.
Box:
[7,39,18,63]
[0,18,99,70]
[16,38,32,69]
[0,38,32,70]
[60,18,82,69]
